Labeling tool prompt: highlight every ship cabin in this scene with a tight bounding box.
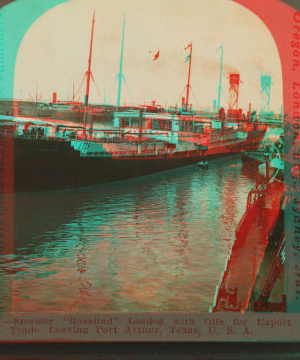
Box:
[0,115,86,142]
[112,108,240,146]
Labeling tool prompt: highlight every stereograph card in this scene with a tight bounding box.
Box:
[0,0,299,350]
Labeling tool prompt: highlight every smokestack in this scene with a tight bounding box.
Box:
[228,74,240,110]
[260,76,272,112]
[13,101,19,117]
[213,99,217,113]
[53,92,57,104]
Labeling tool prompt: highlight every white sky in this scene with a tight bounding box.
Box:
[14,0,283,112]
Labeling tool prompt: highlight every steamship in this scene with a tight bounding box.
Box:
[0,109,266,192]
[0,13,267,192]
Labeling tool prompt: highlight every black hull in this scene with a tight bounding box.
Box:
[241,151,284,182]
[14,132,266,192]
[240,151,265,166]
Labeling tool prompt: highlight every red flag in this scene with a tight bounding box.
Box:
[153,51,159,61]
[184,43,192,50]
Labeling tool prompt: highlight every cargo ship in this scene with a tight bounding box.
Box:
[0,110,266,192]
[0,13,267,192]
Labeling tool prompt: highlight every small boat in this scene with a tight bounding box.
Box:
[258,157,284,182]
[198,161,209,169]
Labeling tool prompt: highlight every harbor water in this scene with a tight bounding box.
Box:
[5,155,257,313]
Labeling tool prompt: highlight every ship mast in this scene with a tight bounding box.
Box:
[117,13,126,108]
[185,43,192,111]
[216,44,223,113]
[84,11,95,107]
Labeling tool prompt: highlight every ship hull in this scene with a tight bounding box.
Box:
[240,151,265,166]
[241,150,284,182]
[13,129,266,192]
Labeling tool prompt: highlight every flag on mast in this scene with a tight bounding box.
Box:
[153,51,160,61]
[184,43,192,62]
[149,50,160,61]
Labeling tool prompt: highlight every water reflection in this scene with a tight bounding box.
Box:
[71,223,93,310]
[8,155,258,313]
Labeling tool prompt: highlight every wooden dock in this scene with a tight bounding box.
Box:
[213,180,284,312]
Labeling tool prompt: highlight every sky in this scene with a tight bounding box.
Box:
[14,0,283,113]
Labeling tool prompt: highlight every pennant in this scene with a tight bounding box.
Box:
[184,43,192,50]
[216,45,223,51]
[185,54,190,63]
[153,51,160,61]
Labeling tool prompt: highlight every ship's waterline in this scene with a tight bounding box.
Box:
[6,155,257,313]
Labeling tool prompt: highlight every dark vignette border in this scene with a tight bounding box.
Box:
[1,342,300,359]
[0,0,299,358]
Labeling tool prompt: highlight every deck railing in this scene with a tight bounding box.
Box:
[246,183,267,210]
